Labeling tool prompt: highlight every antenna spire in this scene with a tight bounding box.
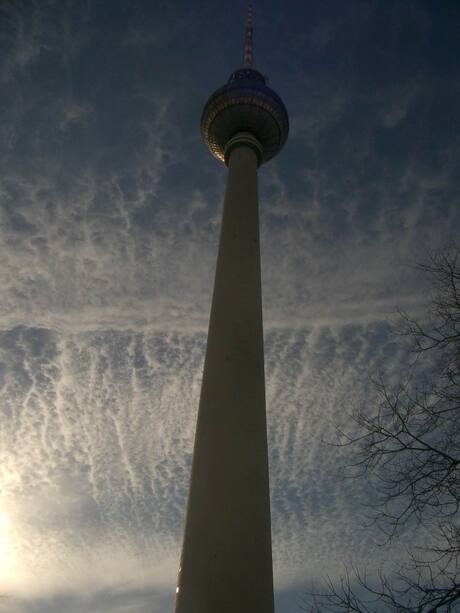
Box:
[243,2,253,68]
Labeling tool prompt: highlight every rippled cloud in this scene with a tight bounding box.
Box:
[0,0,459,611]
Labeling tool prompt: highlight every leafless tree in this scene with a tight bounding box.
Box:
[304,249,460,612]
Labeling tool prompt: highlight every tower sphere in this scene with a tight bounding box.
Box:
[201,67,289,165]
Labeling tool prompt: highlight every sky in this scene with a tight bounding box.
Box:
[0,0,459,611]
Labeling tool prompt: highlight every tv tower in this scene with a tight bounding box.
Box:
[174,4,288,612]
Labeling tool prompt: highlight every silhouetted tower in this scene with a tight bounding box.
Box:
[174,4,288,612]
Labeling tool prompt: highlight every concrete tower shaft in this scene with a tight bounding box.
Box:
[174,141,273,613]
[174,4,288,612]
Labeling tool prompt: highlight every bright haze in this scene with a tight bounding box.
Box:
[0,1,459,612]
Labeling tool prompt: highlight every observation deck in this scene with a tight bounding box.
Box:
[201,67,289,165]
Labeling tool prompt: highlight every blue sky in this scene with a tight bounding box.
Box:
[0,1,459,611]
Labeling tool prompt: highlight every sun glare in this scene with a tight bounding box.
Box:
[0,509,11,580]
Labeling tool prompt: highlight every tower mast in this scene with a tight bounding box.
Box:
[174,5,288,612]
[243,3,254,67]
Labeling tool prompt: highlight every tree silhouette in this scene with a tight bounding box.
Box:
[304,249,460,612]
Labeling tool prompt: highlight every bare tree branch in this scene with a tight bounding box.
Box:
[305,249,460,612]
